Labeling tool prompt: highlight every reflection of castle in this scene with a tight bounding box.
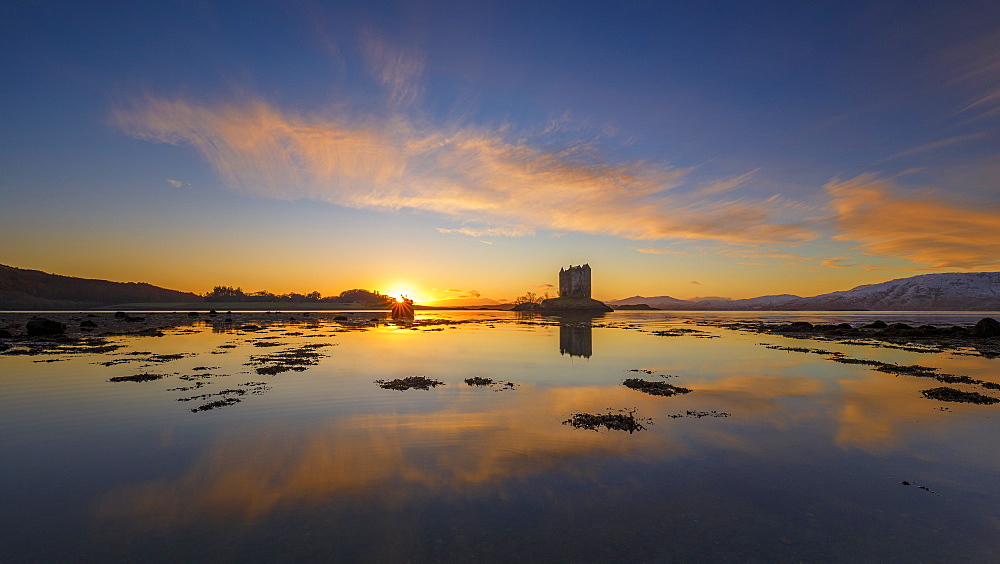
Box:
[558,264,591,298]
[559,320,593,358]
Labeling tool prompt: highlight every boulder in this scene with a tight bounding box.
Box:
[973,317,1000,338]
[863,320,888,329]
[26,318,66,336]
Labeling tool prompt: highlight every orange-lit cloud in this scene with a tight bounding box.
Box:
[113,95,818,247]
[436,225,535,238]
[820,258,852,269]
[826,174,1000,269]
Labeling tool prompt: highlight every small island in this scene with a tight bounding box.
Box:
[513,264,613,312]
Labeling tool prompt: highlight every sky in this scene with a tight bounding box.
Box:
[2,0,1000,304]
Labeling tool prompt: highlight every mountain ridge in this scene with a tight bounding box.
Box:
[609,272,1000,311]
[0,264,202,309]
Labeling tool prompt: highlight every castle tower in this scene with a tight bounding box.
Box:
[558,264,591,299]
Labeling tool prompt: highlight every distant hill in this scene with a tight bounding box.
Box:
[610,273,1000,311]
[0,264,202,309]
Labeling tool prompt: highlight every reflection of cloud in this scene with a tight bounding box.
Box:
[93,387,677,529]
[114,96,817,246]
[826,174,1000,268]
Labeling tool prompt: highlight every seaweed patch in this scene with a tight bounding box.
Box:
[562,408,650,433]
[623,378,691,397]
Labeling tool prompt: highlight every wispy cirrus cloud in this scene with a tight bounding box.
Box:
[113,94,817,247]
[359,30,425,108]
[826,174,1000,269]
[436,225,535,238]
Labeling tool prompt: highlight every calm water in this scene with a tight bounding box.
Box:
[2,311,1000,562]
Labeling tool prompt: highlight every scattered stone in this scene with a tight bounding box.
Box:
[109,373,166,383]
[920,387,1000,405]
[375,376,445,390]
[562,408,650,433]
[26,318,66,336]
[623,378,692,397]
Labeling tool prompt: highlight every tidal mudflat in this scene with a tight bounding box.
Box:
[2,310,1000,561]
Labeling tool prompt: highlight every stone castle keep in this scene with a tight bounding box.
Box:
[559,264,592,299]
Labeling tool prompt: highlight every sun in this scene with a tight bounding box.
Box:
[385,287,413,302]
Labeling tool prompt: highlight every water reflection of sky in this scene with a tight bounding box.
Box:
[3,311,1000,561]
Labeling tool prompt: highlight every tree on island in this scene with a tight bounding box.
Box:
[514,291,549,306]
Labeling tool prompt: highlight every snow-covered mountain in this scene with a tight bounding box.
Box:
[609,273,1000,311]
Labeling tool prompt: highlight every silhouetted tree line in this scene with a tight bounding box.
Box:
[204,286,393,306]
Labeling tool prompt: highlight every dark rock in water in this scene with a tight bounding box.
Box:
[134,328,164,337]
[187,311,199,317]
[836,323,853,330]
[240,324,262,331]
[887,323,913,331]
[333,316,348,321]
[562,408,649,433]
[776,321,813,332]
[921,386,1000,405]
[109,373,165,383]
[973,317,1000,338]
[80,320,98,329]
[302,312,311,316]
[26,318,66,336]
[863,320,888,329]
[114,311,127,319]
[623,378,692,397]
[375,376,444,391]
[0,328,12,338]
[208,310,219,315]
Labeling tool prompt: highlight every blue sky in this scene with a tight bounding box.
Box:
[2,0,999,303]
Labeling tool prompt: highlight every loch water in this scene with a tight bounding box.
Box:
[2,311,1000,562]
